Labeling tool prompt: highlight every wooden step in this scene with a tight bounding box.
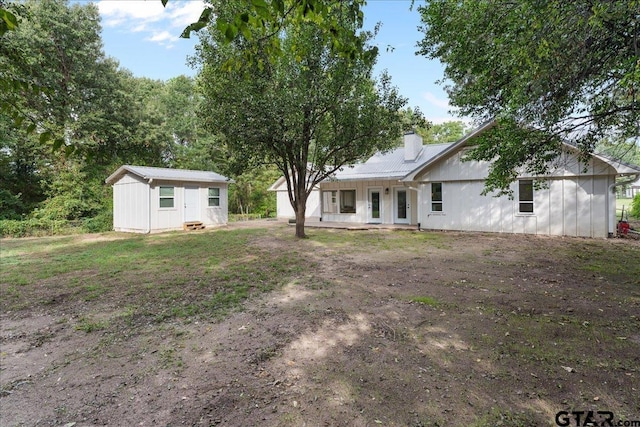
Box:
[183,221,205,231]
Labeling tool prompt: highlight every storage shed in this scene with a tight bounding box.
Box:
[106,165,233,233]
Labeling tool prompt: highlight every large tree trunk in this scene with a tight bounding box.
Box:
[294,190,308,238]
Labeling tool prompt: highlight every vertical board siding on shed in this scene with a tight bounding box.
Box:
[113,174,149,232]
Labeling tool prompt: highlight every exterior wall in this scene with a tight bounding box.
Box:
[320,180,418,225]
[111,174,229,233]
[413,147,617,238]
[417,176,613,238]
[149,181,229,232]
[275,189,321,220]
[112,173,150,233]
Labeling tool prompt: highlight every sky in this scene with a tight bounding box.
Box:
[94,0,466,124]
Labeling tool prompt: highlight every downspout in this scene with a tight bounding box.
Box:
[147,178,153,234]
[607,174,637,237]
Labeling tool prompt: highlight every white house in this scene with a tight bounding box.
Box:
[268,177,321,221]
[624,176,640,198]
[106,165,233,233]
[273,121,640,238]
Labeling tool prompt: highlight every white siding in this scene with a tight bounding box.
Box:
[275,189,321,220]
[320,180,418,225]
[418,176,611,238]
[148,181,230,232]
[111,174,229,233]
[112,173,150,233]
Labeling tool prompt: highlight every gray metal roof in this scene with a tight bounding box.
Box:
[331,143,453,181]
[106,165,233,185]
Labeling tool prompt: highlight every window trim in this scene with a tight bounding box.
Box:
[339,189,356,214]
[518,179,534,214]
[159,186,175,209]
[431,182,443,212]
[208,187,221,207]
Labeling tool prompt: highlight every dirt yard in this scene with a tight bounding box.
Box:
[1,221,639,426]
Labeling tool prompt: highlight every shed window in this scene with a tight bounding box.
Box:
[340,190,356,213]
[518,180,534,213]
[159,186,174,208]
[208,187,220,207]
[431,182,443,212]
[322,190,337,213]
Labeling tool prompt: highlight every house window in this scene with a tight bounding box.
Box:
[322,190,338,213]
[340,190,356,213]
[431,182,443,212]
[518,179,534,213]
[159,186,174,208]
[208,187,220,207]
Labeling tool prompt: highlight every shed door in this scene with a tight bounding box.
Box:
[184,186,200,222]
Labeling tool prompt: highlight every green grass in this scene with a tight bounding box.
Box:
[0,227,310,323]
[409,295,440,307]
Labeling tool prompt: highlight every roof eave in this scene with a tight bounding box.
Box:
[401,119,497,182]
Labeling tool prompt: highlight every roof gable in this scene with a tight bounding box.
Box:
[106,165,233,185]
[401,120,640,182]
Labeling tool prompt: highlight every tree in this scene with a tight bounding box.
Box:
[170,0,368,61]
[197,0,406,237]
[1,0,175,227]
[422,121,467,144]
[418,1,640,193]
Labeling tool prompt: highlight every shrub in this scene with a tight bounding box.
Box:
[0,218,70,238]
[82,212,113,233]
[631,193,640,219]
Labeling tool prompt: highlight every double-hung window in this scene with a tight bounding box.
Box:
[159,186,174,208]
[518,179,534,213]
[431,182,443,212]
[208,187,220,207]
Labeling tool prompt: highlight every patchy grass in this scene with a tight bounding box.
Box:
[0,227,310,322]
[2,223,639,427]
[409,295,440,307]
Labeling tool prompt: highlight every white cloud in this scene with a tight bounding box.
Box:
[98,0,205,47]
[147,30,178,48]
[421,91,451,110]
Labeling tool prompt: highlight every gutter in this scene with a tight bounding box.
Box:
[607,174,638,237]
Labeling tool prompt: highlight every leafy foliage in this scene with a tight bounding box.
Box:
[631,193,640,219]
[175,0,368,62]
[418,1,640,192]
[197,0,406,237]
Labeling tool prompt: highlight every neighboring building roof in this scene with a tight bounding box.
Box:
[106,165,233,185]
[330,143,454,181]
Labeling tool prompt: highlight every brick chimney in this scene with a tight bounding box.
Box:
[404,131,423,162]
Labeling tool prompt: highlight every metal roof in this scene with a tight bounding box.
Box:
[331,143,453,181]
[106,165,233,185]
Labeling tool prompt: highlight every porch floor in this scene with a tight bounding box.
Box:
[294,220,419,231]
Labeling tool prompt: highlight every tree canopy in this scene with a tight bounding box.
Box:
[196,0,406,237]
[418,0,640,193]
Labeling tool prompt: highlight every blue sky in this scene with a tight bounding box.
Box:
[96,0,466,124]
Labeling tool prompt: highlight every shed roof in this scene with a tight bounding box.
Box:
[331,143,453,181]
[106,165,233,185]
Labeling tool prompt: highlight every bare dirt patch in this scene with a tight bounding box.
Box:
[1,222,639,426]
